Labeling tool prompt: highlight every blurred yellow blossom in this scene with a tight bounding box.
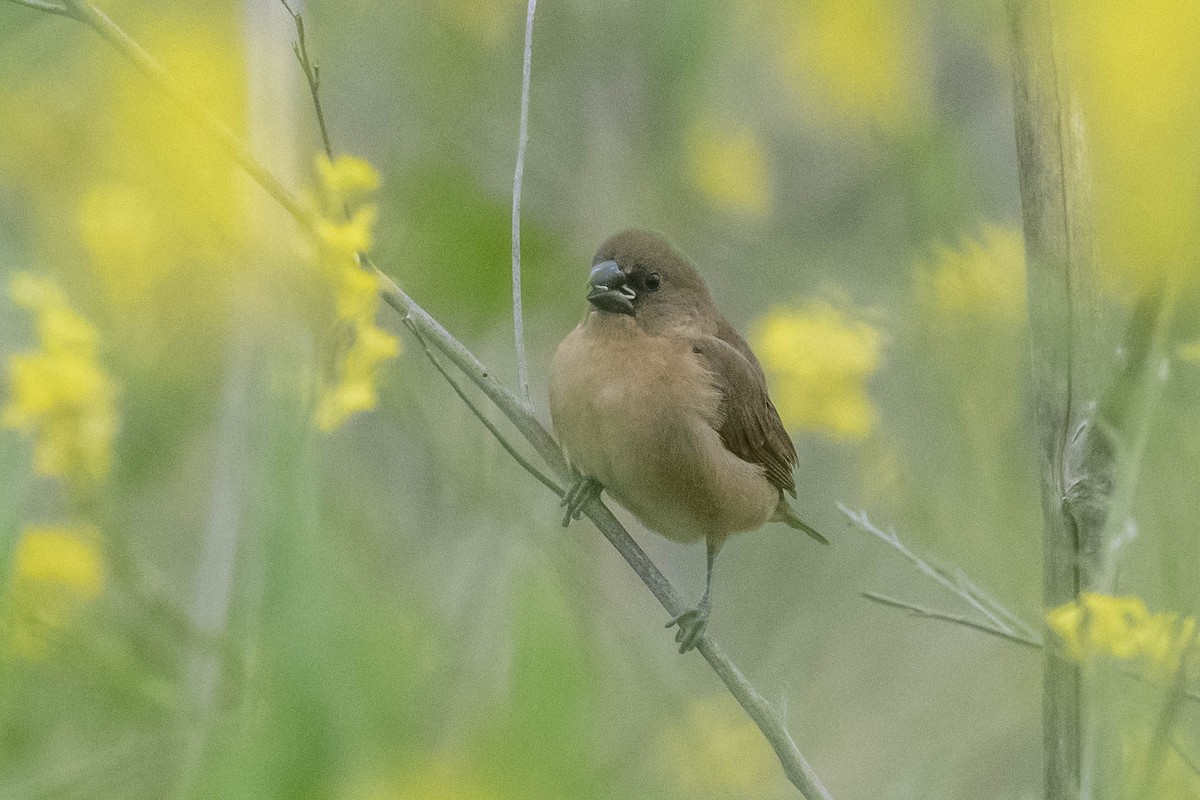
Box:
[1176,341,1200,363]
[2,274,118,488]
[1064,0,1200,293]
[653,695,784,797]
[750,301,883,438]
[345,752,500,800]
[687,123,770,216]
[307,155,401,431]
[772,0,925,130]
[317,154,382,206]
[1047,593,1198,680]
[915,226,1026,323]
[6,525,103,660]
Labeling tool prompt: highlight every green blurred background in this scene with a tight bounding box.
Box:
[1,0,1198,797]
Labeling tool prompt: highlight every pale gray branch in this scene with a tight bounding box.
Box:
[861,591,1043,650]
[837,504,1018,636]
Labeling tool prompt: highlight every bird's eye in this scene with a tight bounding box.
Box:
[645,272,662,292]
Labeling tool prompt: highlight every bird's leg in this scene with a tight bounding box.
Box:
[561,474,602,527]
[666,533,722,653]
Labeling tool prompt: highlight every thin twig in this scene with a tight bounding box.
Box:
[16,4,833,795]
[838,504,1016,635]
[510,0,537,408]
[3,0,73,16]
[410,324,563,498]
[861,591,1043,650]
[278,0,334,160]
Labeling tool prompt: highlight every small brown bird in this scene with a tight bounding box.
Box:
[549,229,827,653]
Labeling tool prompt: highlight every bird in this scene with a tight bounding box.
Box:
[549,229,827,653]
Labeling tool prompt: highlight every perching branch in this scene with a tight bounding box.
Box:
[510,0,538,408]
[15,2,833,796]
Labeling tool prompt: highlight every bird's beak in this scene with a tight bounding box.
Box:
[586,260,635,316]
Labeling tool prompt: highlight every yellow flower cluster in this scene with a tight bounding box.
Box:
[915,226,1026,323]
[687,123,771,216]
[1047,592,1198,679]
[308,155,401,432]
[773,0,924,130]
[653,695,783,797]
[1,274,119,488]
[6,525,103,660]
[1065,0,1200,294]
[749,301,883,438]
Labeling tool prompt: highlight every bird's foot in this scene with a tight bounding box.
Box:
[666,600,711,654]
[561,475,602,527]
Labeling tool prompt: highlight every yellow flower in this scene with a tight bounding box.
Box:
[687,123,771,216]
[773,0,925,130]
[1176,340,1200,363]
[6,525,103,660]
[316,206,379,272]
[315,319,402,432]
[1047,593,1198,680]
[1064,0,1200,294]
[2,274,118,488]
[305,155,401,431]
[653,695,784,797]
[750,301,883,438]
[317,154,382,207]
[915,226,1026,323]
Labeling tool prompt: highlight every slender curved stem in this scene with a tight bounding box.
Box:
[510,0,537,408]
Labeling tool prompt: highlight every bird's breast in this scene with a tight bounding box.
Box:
[549,314,776,541]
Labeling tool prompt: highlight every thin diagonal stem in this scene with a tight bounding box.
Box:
[838,504,1016,635]
[60,0,313,228]
[411,325,563,498]
[861,592,1043,650]
[510,0,537,408]
[3,0,73,16]
[278,0,334,160]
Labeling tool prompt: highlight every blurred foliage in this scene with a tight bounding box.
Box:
[0,0,1197,798]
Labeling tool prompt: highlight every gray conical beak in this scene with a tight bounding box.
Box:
[586,260,635,316]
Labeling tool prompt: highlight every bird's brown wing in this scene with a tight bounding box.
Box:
[692,325,798,497]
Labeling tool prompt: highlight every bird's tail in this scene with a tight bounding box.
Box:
[773,501,830,545]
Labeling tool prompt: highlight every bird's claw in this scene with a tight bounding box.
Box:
[666,602,711,654]
[560,475,602,527]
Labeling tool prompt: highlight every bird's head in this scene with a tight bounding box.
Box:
[585,229,714,333]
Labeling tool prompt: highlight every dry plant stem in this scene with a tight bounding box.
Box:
[410,326,564,498]
[4,0,72,17]
[279,0,334,160]
[1007,1,1123,795]
[510,0,537,408]
[838,504,1020,636]
[25,3,833,796]
[861,592,1043,650]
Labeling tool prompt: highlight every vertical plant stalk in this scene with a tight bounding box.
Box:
[1006,2,1113,798]
[9,1,836,795]
[511,0,537,408]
